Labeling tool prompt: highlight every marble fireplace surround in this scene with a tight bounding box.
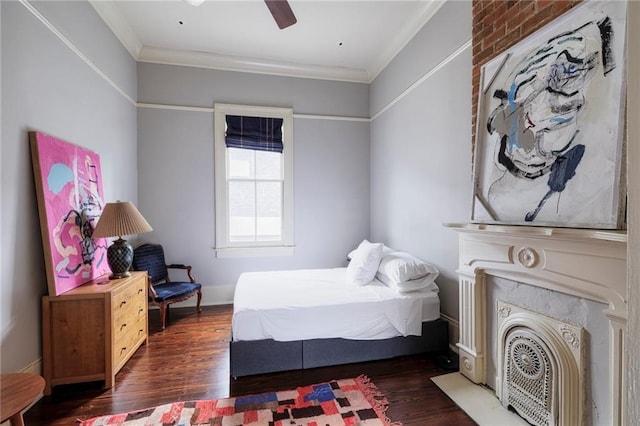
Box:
[445,223,627,425]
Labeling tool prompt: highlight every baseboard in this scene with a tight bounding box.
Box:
[440,313,459,354]
[200,282,235,305]
[21,358,43,376]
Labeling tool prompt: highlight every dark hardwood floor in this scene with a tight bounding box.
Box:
[25,305,476,425]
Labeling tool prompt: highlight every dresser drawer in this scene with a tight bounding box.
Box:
[113,314,147,368]
[113,303,146,342]
[113,278,146,312]
[113,279,146,321]
[112,274,148,370]
[113,291,147,327]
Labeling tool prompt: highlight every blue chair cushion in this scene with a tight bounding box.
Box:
[133,244,169,283]
[151,282,201,303]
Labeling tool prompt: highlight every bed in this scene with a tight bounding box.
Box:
[230,243,449,377]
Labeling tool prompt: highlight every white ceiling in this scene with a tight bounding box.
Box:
[90,0,444,82]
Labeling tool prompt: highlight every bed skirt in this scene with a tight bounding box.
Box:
[230,318,448,377]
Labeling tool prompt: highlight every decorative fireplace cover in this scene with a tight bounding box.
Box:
[503,327,554,425]
[496,301,584,426]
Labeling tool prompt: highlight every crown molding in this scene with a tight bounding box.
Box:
[137,46,371,83]
[89,0,142,59]
[367,0,446,81]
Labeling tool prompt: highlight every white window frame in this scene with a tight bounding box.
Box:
[214,103,294,258]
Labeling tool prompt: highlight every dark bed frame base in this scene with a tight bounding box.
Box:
[230,318,449,378]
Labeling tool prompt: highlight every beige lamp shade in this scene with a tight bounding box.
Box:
[93,201,153,239]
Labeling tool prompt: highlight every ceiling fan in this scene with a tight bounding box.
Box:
[184,0,297,30]
[263,0,297,29]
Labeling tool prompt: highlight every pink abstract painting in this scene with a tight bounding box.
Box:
[30,132,109,296]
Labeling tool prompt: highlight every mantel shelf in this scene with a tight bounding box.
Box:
[443,222,627,244]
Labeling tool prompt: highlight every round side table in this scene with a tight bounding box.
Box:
[0,373,45,426]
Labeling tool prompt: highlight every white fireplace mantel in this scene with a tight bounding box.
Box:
[445,222,628,425]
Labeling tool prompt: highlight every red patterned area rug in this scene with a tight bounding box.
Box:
[79,375,400,426]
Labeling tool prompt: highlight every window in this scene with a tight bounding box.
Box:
[214,104,294,257]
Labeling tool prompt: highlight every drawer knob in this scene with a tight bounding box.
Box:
[120,323,127,330]
[138,288,143,294]
[120,300,127,307]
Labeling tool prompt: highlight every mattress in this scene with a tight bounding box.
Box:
[232,267,440,342]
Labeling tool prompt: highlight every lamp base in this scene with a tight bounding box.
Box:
[109,271,131,280]
[106,238,133,280]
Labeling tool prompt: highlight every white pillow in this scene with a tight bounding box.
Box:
[376,271,439,293]
[347,244,394,261]
[347,240,384,286]
[377,251,439,283]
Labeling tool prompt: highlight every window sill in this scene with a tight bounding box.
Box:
[214,246,295,258]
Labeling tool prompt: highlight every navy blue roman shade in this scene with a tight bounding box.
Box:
[225,115,284,153]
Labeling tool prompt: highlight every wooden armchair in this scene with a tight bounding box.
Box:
[132,243,202,330]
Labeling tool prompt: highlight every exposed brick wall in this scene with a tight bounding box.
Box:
[471,0,583,147]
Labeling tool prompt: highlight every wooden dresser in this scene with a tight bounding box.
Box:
[42,271,148,395]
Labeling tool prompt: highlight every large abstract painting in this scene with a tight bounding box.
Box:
[30,132,109,296]
[472,1,627,229]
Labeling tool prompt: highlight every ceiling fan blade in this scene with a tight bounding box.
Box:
[264,0,297,29]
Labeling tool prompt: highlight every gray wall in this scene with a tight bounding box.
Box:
[1,1,137,373]
[369,1,473,319]
[136,63,371,303]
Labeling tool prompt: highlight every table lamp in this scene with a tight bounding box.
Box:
[92,201,153,279]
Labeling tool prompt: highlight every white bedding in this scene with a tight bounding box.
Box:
[232,267,440,342]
